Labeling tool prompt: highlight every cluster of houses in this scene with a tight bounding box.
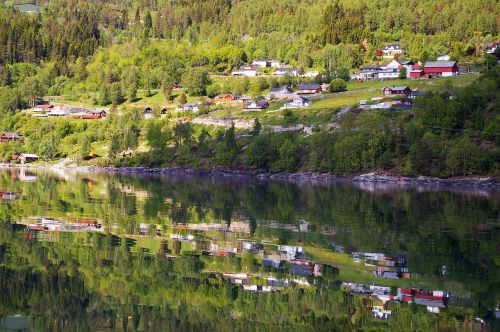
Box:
[352,252,411,279]
[231,59,318,78]
[342,282,451,319]
[211,83,328,111]
[218,272,312,293]
[30,103,107,119]
[352,58,459,81]
[358,86,428,110]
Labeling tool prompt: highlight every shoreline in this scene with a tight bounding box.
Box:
[4,163,498,190]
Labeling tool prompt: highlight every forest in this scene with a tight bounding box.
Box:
[0,0,498,177]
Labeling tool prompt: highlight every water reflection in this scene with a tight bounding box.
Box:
[0,168,498,330]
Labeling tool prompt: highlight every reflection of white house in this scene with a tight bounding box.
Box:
[302,71,319,78]
[284,97,312,109]
[231,66,258,77]
[47,105,70,116]
[274,67,299,77]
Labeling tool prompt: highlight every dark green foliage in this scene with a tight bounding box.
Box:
[330,79,347,92]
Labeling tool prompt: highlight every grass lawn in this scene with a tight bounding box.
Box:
[346,74,479,91]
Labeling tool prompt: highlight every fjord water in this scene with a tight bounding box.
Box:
[0,168,498,331]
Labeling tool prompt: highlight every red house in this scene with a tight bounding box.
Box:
[382,86,412,96]
[0,132,20,142]
[423,61,459,77]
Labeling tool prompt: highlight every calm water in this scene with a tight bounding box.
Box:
[0,168,498,331]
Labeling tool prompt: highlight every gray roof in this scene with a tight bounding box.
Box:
[298,83,321,90]
[384,86,410,91]
[414,298,446,308]
[424,61,457,68]
[270,86,293,93]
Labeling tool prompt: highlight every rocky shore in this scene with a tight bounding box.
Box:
[2,163,498,189]
[79,166,499,189]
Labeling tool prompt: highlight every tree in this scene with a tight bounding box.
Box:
[173,122,193,147]
[127,84,137,102]
[206,83,221,98]
[399,66,407,79]
[330,79,347,92]
[182,68,211,96]
[244,135,270,169]
[109,133,121,158]
[98,85,111,106]
[277,139,299,171]
[179,93,187,105]
[80,135,92,159]
[147,123,170,152]
[143,11,152,37]
[111,83,125,105]
[250,118,261,137]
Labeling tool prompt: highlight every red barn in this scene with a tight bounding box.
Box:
[423,61,459,77]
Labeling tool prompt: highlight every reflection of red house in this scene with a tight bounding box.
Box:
[0,132,20,142]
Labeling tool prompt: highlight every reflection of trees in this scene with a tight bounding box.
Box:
[0,171,498,311]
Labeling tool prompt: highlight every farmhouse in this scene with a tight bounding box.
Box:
[423,61,459,77]
[381,44,403,58]
[380,59,403,70]
[231,66,258,77]
[269,86,293,99]
[33,104,54,112]
[377,69,399,80]
[0,132,20,142]
[244,100,269,111]
[284,97,312,109]
[177,103,200,112]
[274,67,299,77]
[353,66,381,80]
[382,86,412,96]
[214,93,240,103]
[251,59,282,68]
[297,83,321,95]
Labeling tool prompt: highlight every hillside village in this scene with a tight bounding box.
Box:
[0,0,498,178]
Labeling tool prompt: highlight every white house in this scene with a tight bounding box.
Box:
[376,69,399,80]
[232,66,258,77]
[380,59,403,70]
[284,97,312,109]
[381,44,403,58]
[274,67,299,77]
[47,106,69,116]
[269,86,294,99]
[177,103,199,112]
[252,59,282,68]
[251,59,269,68]
[437,55,451,61]
[269,59,282,68]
